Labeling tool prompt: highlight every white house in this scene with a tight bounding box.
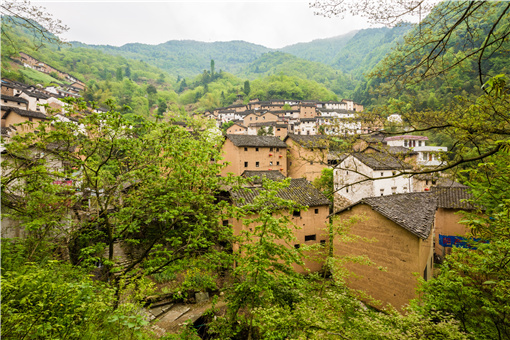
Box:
[384,135,447,167]
[334,152,414,206]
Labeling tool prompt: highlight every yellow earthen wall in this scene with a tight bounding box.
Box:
[333,204,433,311]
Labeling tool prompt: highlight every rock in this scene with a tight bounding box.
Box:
[195,291,209,303]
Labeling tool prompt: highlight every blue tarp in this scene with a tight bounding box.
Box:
[439,234,488,249]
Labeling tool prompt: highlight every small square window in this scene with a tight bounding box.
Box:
[381,172,384,176]
[305,234,316,241]
[269,161,273,166]
[276,161,280,165]
[222,220,229,226]
[270,147,273,152]
[293,210,300,217]
[310,161,314,165]
[256,162,259,167]
[320,240,326,245]
[244,162,248,167]
[314,208,319,214]
[256,147,259,152]
[294,244,300,249]
[244,147,248,151]
[276,148,279,151]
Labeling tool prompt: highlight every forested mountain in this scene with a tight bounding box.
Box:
[279,30,359,64]
[241,51,357,98]
[73,40,271,78]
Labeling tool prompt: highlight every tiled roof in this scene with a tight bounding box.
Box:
[384,135,428,141]
[226,134,287,148]
[285,134,328,149]
[2,107,48,120]
[364,145,418,156]
[242,170,286,184]
[231,177,331,208]
[360,132,387,144]
[22,91,50,99]
[334,192,436,239]
[353,152,413,170]
[431,186,476,210]
[1,94,28,104]
[248,122,287,128]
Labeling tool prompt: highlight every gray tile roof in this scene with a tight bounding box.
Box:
[226,134,287,148]
[333,192,436,239]
[431,186,476,210]
[2,107,48,120]
[285,133,328,149]
[365,145,418,156]
[231,178,331,209]
[1,94,28,104]
[242,170,286,184]
[353,152,413,170]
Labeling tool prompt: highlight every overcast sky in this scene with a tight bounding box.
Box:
[33,1,376,49]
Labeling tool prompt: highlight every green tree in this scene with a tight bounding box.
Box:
[244,80,251,95]
[115,67,123,81]
[1,99,232,306]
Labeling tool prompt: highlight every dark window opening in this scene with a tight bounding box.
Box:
[244,162,248,167]
[293,210,300,217]
[222,220,229,226]
[256,147,259,152]
[256,162,259,167]
[314,208,319,214]
[244,147,248,151]
[305,234,316,241]
[270,147,273,151]
[320,240,326,245]
[294,244,300,249]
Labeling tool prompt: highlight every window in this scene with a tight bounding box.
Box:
[244,147,248,151]
[270,147,273,152]
[391,186,397,194]
[277,128,281,131]
[244,162,248,168]
[418,141,422,146]
[426,180,429,185]
[381,172,384,177]
[276,161,280,165]
[294,244,300,249]
[320,240,326,245]
[293,210,300,217]
[256,147,259,152]
[380,188,385,196]
[222,220,229,226]
[346,171,349,175]
[250,117,252,121]
[403,186,408,192]
[269,161,273,166]
[290,161,293,166]
[276,148,279,152]
[314,208,319,214]
[256,162,259,167]
[346,186,349,193]
[310,161,313,165]
[305,234,316,241]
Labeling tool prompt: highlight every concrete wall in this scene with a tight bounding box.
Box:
[333,204,433,311]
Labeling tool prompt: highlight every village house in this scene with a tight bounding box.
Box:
[229,177,331,273]
[333,152,414,209]
[226,122,248,135]
[430,186,476,260]
[285,134,329,181]
[220,134,288,177]
[247,122,288,138]
[384,135,447,168]
[331,192,435,311]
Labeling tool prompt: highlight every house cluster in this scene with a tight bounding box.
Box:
[205,98,380,136]
[1,78,89,138]
[15,52,86,91]
[218,127,474,311]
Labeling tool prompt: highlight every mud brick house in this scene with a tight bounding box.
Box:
[1,107,48,132]
[431,186,476,259]
[331,192,436,311]
[229,177,331,273]
[226,122,247,135]
[285,134,329,181]
[220,134,288,177]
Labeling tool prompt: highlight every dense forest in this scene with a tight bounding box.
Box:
[2,0,510,339]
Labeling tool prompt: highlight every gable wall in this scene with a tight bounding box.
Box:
[333,204,433,311]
